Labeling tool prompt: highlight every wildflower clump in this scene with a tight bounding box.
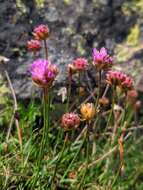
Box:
[5,22,140,190]
[61,113,80,131]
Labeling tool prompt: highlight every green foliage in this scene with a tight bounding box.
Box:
[0,74,12,127]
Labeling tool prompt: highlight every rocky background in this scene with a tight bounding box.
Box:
[0,0,143,98]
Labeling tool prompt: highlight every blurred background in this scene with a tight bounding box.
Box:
[0,0,143,98]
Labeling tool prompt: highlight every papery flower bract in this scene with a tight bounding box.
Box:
[30,59,58,88]
[80,103,96,120]
[67,63,76,76]
[27,39,41,52]
[106,70,133,91]
[99,97,109,107]
[61,113,80,131]
[92,47,113,70]
[33,24,50,40]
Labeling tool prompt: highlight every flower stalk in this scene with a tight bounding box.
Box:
[44,39,48,60]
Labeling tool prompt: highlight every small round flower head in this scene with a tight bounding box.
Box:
[106,70,133,91]
[33,24,50,40]
[30,59,58,88]
[80,103,96,120]
[27,39,41,52]
[61,113,80,131]
[67,58,88,76]
[73,58,88,71]
[92,47,113,70]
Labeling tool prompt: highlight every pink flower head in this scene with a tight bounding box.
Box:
[33,24,50,40]
[61,113,80,131]
[30,59,58,88]
[73,58,88,71]
[67,58,88,76]
[92,47,113,70]
[27,39,41,52]
[106,70,133,91]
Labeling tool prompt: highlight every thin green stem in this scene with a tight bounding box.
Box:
[32,88,50,188]
[77,72,81,106]
[78,126,89,189]
[44,40,48,60]
[60,130,87,183]
[95,70,102,107]
[43,89,50,149]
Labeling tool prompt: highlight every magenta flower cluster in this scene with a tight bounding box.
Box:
[30,59,58,88]
[92,47,113,70]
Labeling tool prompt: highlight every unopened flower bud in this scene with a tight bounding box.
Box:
[99,97,109,107]
[67,63,76,76]
[78,86,85,96]
[113,104,123,120]
[134,100,142,111]
[127,90,138,104]
[80,103,96,120]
